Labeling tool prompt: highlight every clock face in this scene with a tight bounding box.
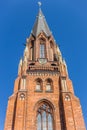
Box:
[39,58,47,64]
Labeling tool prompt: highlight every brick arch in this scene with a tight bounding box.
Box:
[39,37,46,42]
[34,98,55,111]
[45,78,53,83]
[38,31,48,39]
[35,78,43,82]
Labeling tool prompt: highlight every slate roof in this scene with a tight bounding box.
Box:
[31,8,51,37]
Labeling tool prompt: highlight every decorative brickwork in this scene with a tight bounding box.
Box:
[4,8,86,130]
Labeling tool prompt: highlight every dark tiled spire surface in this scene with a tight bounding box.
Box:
[31,8,51,37]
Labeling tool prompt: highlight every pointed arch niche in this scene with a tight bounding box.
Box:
[36,100,55,130]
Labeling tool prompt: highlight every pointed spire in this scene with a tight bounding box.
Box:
[31,4,51,37]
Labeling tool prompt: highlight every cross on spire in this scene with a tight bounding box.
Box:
[38,1,42,9]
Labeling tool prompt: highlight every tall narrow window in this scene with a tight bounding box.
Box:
[42,111,46,130]
[40,44,45,58]
[37,103,54,130]
[37,114,41,130]
[36,82,41,91]
[48,114,53,130]
[46,83,51,91]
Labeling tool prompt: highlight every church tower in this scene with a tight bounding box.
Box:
[4,5,86,130]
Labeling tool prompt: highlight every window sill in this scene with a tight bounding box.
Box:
[45,90,53,93]
[35,90,43,92]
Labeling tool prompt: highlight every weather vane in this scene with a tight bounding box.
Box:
[38,1,42,8]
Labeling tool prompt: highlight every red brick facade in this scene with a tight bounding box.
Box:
[4,8,86,130]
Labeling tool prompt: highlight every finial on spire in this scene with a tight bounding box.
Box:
[38,1,42,8]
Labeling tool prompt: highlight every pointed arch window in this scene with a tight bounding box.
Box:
[40,44,45,58]
[46,79,53,92]
[37,103,54,130]
[35,78,43,92]
[36,81,41,91]
[46,82,51,91]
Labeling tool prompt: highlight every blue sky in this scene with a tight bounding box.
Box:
[0,0,87,129]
